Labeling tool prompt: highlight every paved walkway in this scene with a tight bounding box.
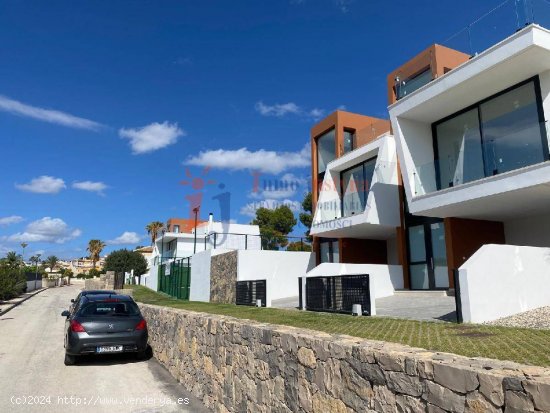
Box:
[271,292,457,323]
[376,292,457,322]
[271,296,299,309]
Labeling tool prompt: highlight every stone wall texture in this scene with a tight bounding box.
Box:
[141,304,550,413]
[210,251,238,304]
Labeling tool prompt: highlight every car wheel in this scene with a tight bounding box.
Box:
[64,353,77,366]
[135,350,147,360]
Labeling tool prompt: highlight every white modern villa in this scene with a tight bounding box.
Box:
[387,24,550,322]
[144,24,550,323]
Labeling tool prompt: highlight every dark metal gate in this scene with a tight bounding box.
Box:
[236,279,266,307]
[305,274,371,315]
[158,258,191,300]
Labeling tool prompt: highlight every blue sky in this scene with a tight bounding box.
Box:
[0,0,539,259]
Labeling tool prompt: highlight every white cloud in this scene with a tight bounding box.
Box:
[250,173,309,200]
[240,199,302,217]
[72,181,108,195]
[0,95,102,130]
[0,215,24,226]
[335,0,353,13]
[107,231,142,245]
[4,217,81,244]
[15,176,66,194]
[119,121,185,154]
[255,101,324,120]
[185,142,310,174]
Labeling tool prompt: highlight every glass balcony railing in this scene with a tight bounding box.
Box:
[413,121,549,196]
[314,161,398,225]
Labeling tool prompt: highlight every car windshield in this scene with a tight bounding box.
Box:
[78,301,140,317]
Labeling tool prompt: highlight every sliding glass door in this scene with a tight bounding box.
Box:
[434,77,548,190]
[407,220,448,290]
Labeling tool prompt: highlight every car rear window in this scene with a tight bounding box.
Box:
[78,301,140,317]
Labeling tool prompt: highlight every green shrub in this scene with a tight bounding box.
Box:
[88,268,101,278]
[0,267,26,300]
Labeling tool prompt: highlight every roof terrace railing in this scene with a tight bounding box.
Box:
[442,0,550,57]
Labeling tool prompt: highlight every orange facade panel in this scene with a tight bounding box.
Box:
[310,110,390,209]
[387,44,470,105]
[166,218,206,233]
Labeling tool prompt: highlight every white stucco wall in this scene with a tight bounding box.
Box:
[26,279,42,292]
[142,263,159,291]
[189,249,212,302]
[237,250,315,307]
[189,248,232,302]
[459,244,550,323]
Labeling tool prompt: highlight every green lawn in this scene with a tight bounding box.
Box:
[127,284,550,367]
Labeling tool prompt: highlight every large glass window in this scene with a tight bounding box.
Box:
[341,157,377,217]
[317,129,336,175]
[434,78,548,189]
[396,68,432,100]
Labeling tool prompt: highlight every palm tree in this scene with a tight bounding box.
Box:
[4,251,23,268]
[146,221,165,245]
[87,239,106,269]
[20,242,28,262]
[46,255,59,272]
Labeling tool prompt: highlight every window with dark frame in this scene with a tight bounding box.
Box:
[319,238,339,263]
[343,129,356,154]
[316,128,336,196]
[432,76,549,190]
[340,156,377,217]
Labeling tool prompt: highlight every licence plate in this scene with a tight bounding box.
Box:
[97,345,123,353]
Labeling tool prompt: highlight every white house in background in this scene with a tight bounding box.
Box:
[389,24,550,321]
[142,214,261,291]
[152,213,261,265]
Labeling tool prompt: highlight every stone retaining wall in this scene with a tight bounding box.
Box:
[141,304,550,413]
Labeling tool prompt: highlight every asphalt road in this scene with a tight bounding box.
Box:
[0,283,211,413]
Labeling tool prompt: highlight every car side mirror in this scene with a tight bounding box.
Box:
[70,299,75,303]
[61,310,70,317]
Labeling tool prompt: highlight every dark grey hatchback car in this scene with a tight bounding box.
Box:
[61,294,148,365]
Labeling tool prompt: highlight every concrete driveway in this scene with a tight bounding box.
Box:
[0,284,210,413]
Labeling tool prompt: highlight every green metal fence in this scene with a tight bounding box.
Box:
[158,257,191,300]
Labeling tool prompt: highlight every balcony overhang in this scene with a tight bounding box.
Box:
[389,24,550,123]
[389,24,550,220]
[311,217,396,239]
[408,161,550,220]
[312,134,400,238]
